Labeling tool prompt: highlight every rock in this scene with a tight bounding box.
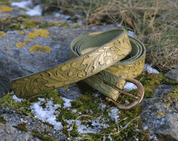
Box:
[164,67,178,81]
[0,6,28,20]
[32,0,42,5]
[140,84,178,141]
[0,123,41,141]
[70,14,82,22]
[57,83,83,100]
[0,108,66,141]
[0,24,116,98]
[0,53,26,98]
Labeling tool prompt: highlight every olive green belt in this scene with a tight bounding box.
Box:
[10,28,146,110]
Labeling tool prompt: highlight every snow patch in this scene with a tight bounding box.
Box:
[13,95,24,102]
[11,0,42,16]
[144,64,159,74]
[30,99,62,130]
[61,97,73,108]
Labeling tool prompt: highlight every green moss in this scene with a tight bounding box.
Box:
[18,7,27,11]
[72,24,82,28]
[0,90,64,118]
[0,0,11,6]
[70,122,79,137]
[167,85,178,100]
[71,95,101,114]
[9,23,21,30]
[31,129,58,141]
[43,121,54,128]
[56,108,78,127]
[59,22,69,27]
[134,72,177,98]
[63,109,78,120]
[0,115,7,124]
[22,19,40,29]
[35,89,64,105]
[13,122,28,132]
[39,22,57,28]
[0,93,34,116]
[139,72,162,98]
[20,14,32,18]
[0,18,59,31]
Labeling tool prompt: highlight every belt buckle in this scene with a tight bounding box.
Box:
[104,78,144,110]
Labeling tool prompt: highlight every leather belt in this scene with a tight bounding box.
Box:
[10,28,146,110]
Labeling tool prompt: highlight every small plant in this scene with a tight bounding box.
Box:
[13,122,28,132]
[0,115,7,124]
[0,0,11,5]
[70,122,79,137]
[31,129,58,141]
[167,85,178,100]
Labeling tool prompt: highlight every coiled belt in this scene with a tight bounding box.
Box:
[10,28,146,110]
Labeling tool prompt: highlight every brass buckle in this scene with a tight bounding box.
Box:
[104,78,144,110]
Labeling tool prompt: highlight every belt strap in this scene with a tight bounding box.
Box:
[10,28,146,109]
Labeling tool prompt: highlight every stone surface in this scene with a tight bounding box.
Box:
[57,83,83,100]
[0,108,66,141]
[0,6,27,20]
[28,14,71,24]
[0,122,41,141]
[164,67,178,81]
[32,0,42,5]
[140,84,178,141]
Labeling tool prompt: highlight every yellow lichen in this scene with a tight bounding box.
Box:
[0,6,13,12]
[8,59,11,62]
[29,45,51,53]
[40,29,49,38]
[54,35,57,38]
[18,31,25,35]
[27,29,49,39]
[16,42,26,48]
[157,112,163,117]
[24,38,32,41]
[0,32,6,37]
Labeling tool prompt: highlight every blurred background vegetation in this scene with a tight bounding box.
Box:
[41,0,178,72]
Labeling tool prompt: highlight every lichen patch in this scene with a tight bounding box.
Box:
[0,32,6,37]
[27,29,49,39]
[24,38,32,41]
[18,31,25,35]
[157,112,164,117]
[29,45,51,53]
[16,42,26,48]
[0,6,13,12]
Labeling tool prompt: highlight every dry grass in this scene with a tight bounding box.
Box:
[46,0,178,72]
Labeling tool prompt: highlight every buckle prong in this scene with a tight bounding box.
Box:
[112,85,139,100]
